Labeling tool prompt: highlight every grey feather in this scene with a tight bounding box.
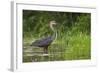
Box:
[31,36,53,47]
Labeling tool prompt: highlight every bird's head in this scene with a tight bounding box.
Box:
[49,20,57,26]
[49,20,57,32]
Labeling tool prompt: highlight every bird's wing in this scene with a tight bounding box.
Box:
[31,36,53,47]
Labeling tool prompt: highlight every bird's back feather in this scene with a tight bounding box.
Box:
[31,36,53,47]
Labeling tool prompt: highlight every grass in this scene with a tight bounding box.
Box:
[23,32,91,62]
[63,33,91,60]
[22,10,91,62]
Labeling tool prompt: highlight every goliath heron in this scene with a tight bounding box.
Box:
[30,20,57,54]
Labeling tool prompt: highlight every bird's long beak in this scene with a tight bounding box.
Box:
[53,23,57,27]
[53,22,57,25]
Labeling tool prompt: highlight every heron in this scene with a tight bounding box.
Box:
[30,20,57,54]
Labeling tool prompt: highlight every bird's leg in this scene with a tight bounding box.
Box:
[44,46,48,54]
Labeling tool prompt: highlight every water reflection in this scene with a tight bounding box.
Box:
[23,44,67,62]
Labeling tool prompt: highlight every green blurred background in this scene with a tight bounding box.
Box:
[23,10,91,62]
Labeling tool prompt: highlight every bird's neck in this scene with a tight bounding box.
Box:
[52,31,57,41]
[50,24,55,32]
[50,24,57,40]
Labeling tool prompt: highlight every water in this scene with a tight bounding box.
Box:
[23,44,66,62]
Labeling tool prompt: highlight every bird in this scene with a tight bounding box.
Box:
[30,20,57,54]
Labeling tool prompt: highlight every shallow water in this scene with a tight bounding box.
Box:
[23,44,67,62]
[23,41,91,63]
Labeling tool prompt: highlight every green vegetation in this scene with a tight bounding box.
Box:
[23,10,91,62]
